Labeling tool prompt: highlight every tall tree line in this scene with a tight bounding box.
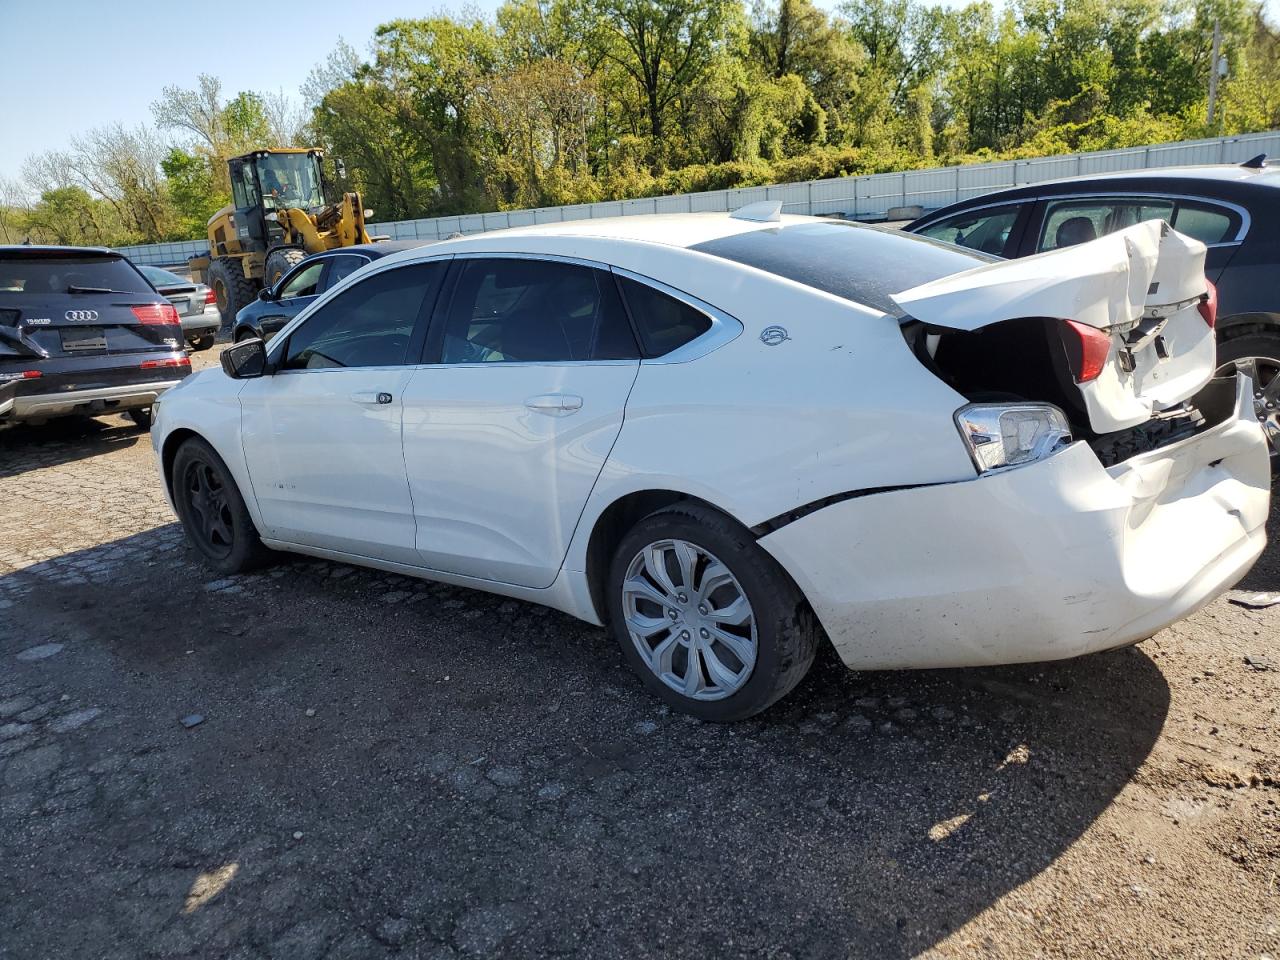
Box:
[3,0,1276,246]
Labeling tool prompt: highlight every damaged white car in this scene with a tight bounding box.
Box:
[152,208,1271,720]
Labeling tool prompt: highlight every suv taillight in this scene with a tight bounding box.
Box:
[140,357,191,369]
[1059,320,1111,383]
[204,289,217,305]
[131,303,180,326]
[1198,279,1217,329]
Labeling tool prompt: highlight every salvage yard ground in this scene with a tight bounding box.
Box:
[0,346,1277,959]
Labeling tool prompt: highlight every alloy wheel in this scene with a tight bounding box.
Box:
[621,539,758,701]
[183,459,235,559]
[1218,356,1280,458]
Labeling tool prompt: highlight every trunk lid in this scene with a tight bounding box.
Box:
[0,251,183,361]
[892,220,1215,433]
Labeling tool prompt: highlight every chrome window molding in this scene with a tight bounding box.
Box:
[917,191,1251,248]
[609,265,743,365]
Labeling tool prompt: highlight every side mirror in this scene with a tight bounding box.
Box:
[258,286,276,302]
[220,338,268,379]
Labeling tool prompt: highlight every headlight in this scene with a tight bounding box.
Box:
[954,402,1072,474]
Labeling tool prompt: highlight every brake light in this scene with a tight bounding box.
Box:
[1198,279,1217,329]
[1059,320,1112,383]
[204,289,216,305]
[131,303,180,326]
[0,370,42,381]
[140,357,191,369]
[21,370,41,379]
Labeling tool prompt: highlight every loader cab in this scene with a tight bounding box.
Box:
[228,150,328,253]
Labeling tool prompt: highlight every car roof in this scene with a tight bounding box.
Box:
[0,245,122,258]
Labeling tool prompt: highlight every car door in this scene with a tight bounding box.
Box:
[911,203,1031,257]
[238,261,446,563]
[257,257,328,339]
[400,255,641,588]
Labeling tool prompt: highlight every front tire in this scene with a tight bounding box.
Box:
[606,502,820,721]
[190,333,216,351]
[171,437,270,574]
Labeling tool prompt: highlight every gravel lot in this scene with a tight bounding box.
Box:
[1,345,1277,959]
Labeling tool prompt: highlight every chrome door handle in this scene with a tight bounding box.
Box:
[524,393,583,416]
[350,390,393,405]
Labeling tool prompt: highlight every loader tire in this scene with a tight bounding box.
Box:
[265,247,307,287]
[207,258,259,325]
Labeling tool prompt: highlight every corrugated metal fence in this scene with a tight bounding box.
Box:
[115,130,1280,267]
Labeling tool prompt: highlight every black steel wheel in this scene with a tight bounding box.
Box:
[172,437,270,573]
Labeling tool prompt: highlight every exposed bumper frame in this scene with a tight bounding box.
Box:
[8,380,184,421]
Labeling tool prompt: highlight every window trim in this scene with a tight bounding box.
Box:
[610,266,743,365]
[419,252,644,368]
[912,202,1030,258]
[319,253,373,294]
[922,191,1250,251]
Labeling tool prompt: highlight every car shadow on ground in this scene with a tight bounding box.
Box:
[0,523,1173,959]
[0,415,145,475]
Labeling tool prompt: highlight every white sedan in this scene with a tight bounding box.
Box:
[151,207,1271,720]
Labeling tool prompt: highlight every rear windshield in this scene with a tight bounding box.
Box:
[139,265,186,286]
[690,220,991,317]
[0,254,153,296]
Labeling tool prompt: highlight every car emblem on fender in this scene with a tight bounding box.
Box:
[65,310,99,322]
[760,325,790,346]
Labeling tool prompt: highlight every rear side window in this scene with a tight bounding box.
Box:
[282,263,442,370]
[616,276,712,357]
[1038,199,1175,251]
[690,220,989,317]
[0,255,152,296]
[438,258,637,363]
[1172,203,1238,244]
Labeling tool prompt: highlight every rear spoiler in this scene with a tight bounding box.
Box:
[890,220,1208,333]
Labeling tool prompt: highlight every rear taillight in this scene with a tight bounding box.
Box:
[1198,279,1217,329]
[131,303,181,326]
[204,289,216,305]
[0,370,42,382]
[140,357,191,369]
[1059,319,1112,383]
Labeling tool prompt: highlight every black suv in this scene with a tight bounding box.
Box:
[0,246,191,431]
[905,160,1280,457]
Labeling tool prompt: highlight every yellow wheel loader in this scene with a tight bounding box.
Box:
[189,149,374,323]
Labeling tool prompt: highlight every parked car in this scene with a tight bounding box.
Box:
[138,264,219,351]
[152,210,1269,720]
[1,246,191,430]
[905,159,1280,461]
[232,240,433,343]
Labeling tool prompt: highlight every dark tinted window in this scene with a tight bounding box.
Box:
[283,263,441,370]
[916,206,1021,256]
[0,255,152,296]
[439,258,637,363]
[690,221,989,317]
[1038,198,1175,251]
[616,276,712,357]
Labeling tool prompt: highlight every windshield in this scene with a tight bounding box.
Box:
[257,153,324,210]
[690,220,993,317]
[0,255,153,296]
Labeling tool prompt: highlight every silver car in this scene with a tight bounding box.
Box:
[139,265,220,351]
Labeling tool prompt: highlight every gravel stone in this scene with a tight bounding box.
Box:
[15,643,64,661]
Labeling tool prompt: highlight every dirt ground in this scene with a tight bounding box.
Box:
[0,345,1277,960]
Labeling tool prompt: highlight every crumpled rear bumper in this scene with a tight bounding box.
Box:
[759,375,1271,670]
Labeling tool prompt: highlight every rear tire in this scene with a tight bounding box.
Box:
[207,258,258,325]
[191,333,216,351]
[126,407,152,430]
[1216,330,1280,474]
[606,502,820,721]
[172,436,271,574]
[265,247,306,287]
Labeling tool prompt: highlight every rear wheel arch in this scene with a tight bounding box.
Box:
[1216,312,1280,342]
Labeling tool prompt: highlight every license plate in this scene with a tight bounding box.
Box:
[61,327,107,351]
[168,297,190,315]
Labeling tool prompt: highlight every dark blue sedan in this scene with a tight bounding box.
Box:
[232,241,433,343]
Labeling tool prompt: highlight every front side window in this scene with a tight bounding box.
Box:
[230,162,260,211]
[282,263,442,370]
[916,206,1021,256]
[279,261,325,300]
[322,255,368,292]
[439,258,637,364]
[1038,198,1175,251]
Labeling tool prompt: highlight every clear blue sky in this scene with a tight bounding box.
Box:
[1,0,1275,186]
